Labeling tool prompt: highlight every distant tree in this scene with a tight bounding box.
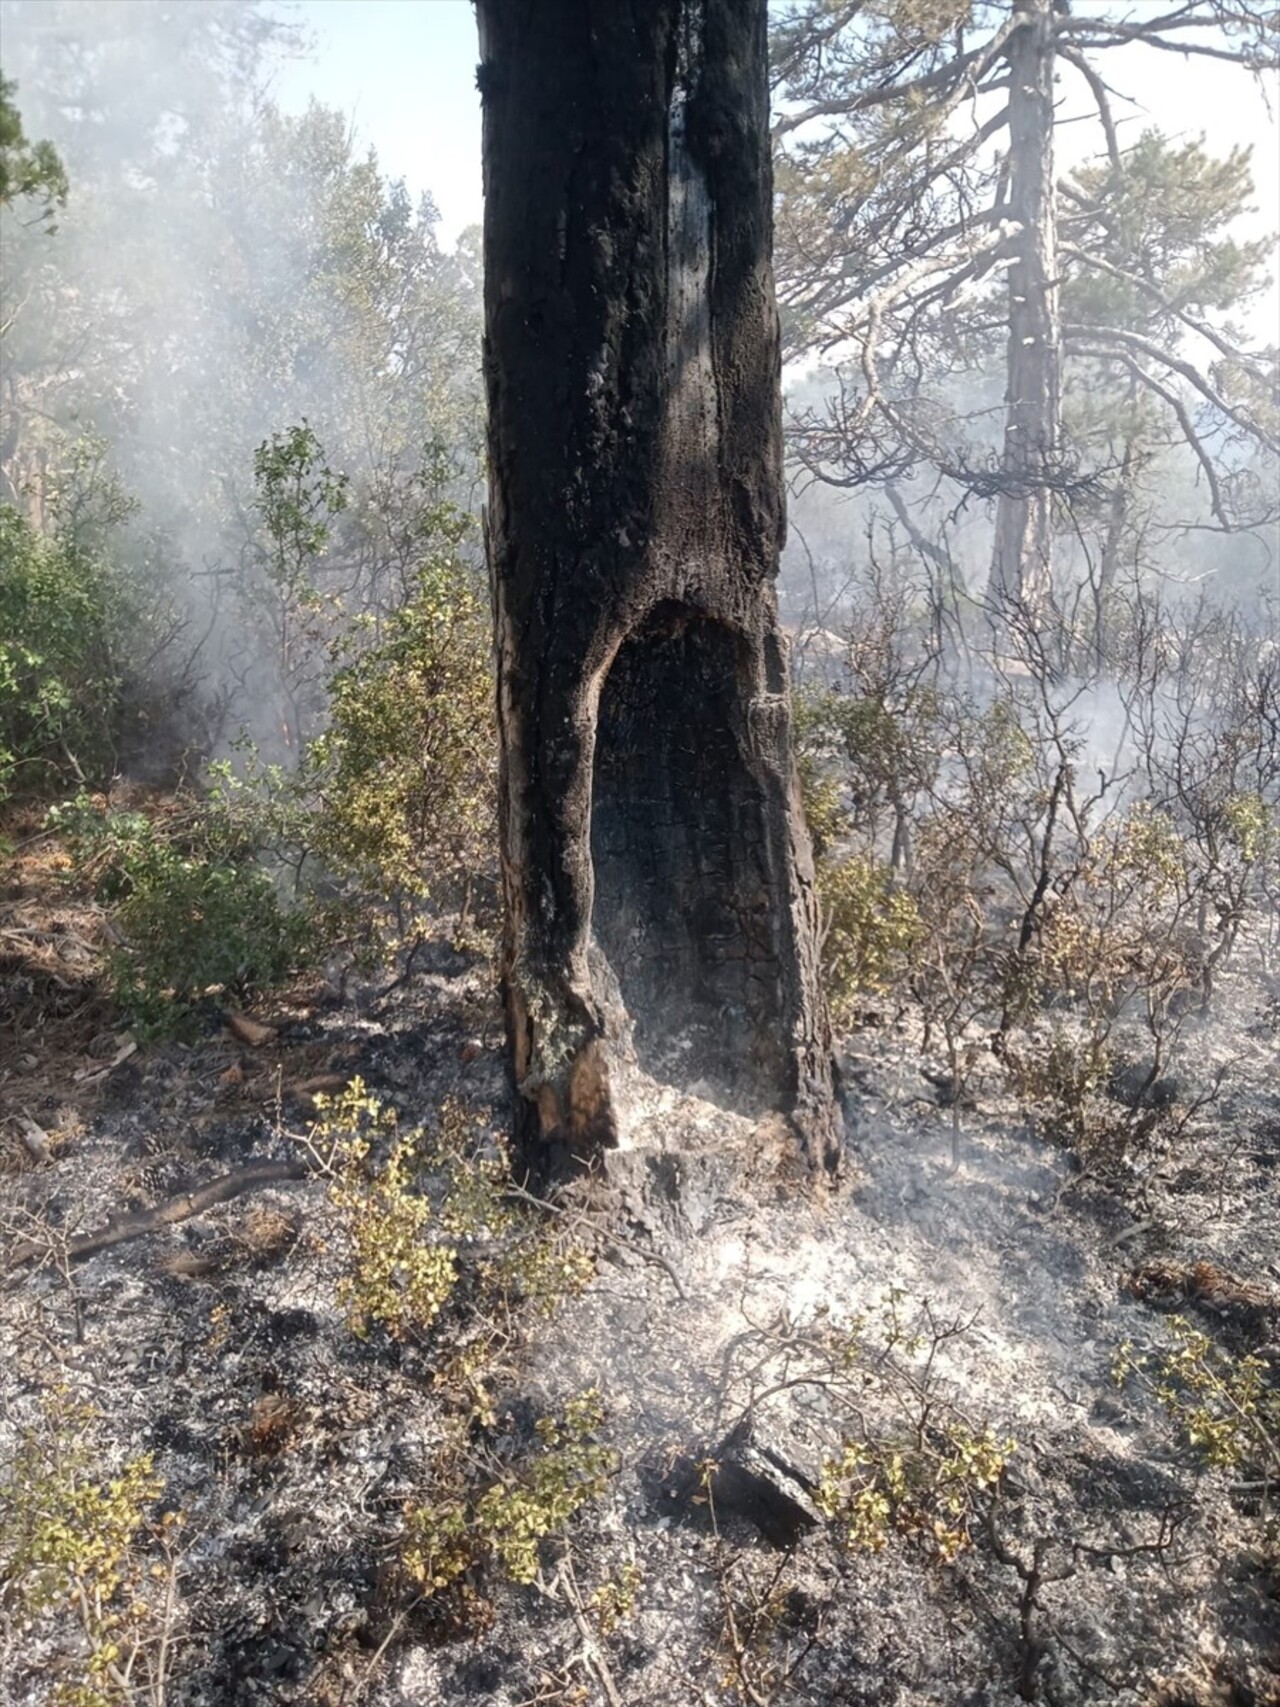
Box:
[0,72,66,225]
[772,0,1280,612]
[1059,131,1279,656]
[0,0,306,516]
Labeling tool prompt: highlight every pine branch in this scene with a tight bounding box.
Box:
[1065,322,1278,450]
[1057,14,1280,70]
[772,15,1021,139]
[1061,244,1277,386]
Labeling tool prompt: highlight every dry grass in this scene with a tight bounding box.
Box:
[1,802,115,1112]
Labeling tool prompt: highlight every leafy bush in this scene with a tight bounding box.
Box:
[47,792,309,1037]
[1004,1030,1115,1154]
[708,1286,1015,1572]
[1115,1318,1279,1487]
[817,1421,1012,1563]
[819,852,920,1023]
[221,430,497,939]
[317,1081,460,1342]
[0,435,199,806]
[305,503,494,909]
[794,687,854,859]
[0,1390,180,1707]
[311,1080,593,1348]
[298,1083,607,1607]
[796,690,921,1017]
[791,564,1280,1181]
[401,1391,615,1595]
[0,506,130,802]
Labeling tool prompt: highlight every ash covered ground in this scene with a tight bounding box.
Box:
[2,904,1278,1707]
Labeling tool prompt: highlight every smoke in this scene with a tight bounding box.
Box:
[0,0,483,765]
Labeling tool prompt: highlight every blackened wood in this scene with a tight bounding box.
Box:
[477,0,841,1175]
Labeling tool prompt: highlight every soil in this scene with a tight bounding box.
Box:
[2,816,1278,1707]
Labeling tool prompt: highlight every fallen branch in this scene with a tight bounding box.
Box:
[224,1010,279,1049]
[73,1037,138,1083]
[16,1110,52,1165]
[4,1157,312,1272]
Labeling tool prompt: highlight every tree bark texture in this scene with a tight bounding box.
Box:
[990,0,1061,615]
[477,0,841,1175]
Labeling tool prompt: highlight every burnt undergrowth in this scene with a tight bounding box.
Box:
[2,561,1279,1707]
[1,846,1277,1704]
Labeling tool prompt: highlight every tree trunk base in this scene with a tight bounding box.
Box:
[502,604,843,1187]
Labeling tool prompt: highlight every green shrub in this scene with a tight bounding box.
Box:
[0,434,192,806]
[794,678,942,855]
[401,1391,614,1594]
[0,506,128,802]
[794,688,853,858]
[819,852,921,1023]
[816,1420,1012,1563]
[1115,1317,1280,1486]
[305,505,494,909]
[1004,1030,1115,1154]
[47,793,309,1037]
[0,1390,179,1707]
[317,1081,460,1342]
[311,1081,594,1348]
[303,1085,609,1605]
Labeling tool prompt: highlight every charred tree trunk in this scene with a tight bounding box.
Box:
[989,0,1060,616]
[477,0,841,1176]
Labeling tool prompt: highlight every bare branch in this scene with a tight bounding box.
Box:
[1057,47,1122,169]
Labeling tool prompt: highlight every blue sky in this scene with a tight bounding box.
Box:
[272,1,484,242]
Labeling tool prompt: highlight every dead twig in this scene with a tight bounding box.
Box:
[557,1557,625,1707]
[704,1476,773,1707]
[4,1157,312,1271]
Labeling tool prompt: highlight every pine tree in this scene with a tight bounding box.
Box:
[772,0,1279,612]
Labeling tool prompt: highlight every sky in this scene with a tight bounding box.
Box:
[271,1,484,244]
[271,0,1280,327]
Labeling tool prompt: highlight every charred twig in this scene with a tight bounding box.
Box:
[986,1495,1072,1702]
[4,1158,312,1272]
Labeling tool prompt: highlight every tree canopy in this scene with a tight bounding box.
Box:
[0,72,67,224]
[773,0,1280,608]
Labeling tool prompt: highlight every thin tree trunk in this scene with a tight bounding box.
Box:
[477,0,842,1176]
[989,0,1060,617]
[1093,436,1134,668]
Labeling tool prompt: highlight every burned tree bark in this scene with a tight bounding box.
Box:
[989,0,1061,615]
[477,0,841,1174]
